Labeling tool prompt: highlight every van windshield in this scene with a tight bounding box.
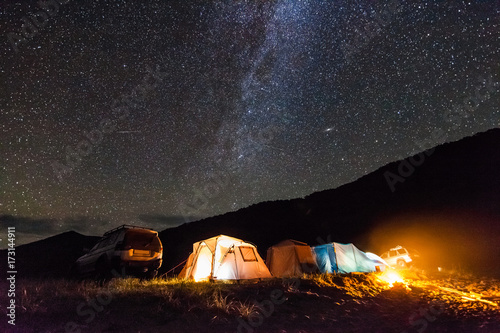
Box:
[124,231,161,251]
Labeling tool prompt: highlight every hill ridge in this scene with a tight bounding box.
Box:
[3,128,499,278]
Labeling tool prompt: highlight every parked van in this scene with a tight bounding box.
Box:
[74,225,162,279]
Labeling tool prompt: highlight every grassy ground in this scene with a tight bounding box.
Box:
[1,270,499,332]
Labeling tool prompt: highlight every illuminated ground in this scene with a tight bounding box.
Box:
[1,270,499,332]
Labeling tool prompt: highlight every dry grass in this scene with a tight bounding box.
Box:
[6,271,499,332]
[306,272,391,297]
[11,273,392,316]
[235,300,257,318]
[16,279,105,313]
[7,276,261,327]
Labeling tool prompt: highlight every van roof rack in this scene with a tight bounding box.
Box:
[103,224,155,236]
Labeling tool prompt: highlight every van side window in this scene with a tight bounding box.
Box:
[90,241,102,251]
[99,236,113,248]
[108,232,120,244]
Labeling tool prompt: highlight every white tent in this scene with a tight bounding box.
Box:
[178,235,272,281]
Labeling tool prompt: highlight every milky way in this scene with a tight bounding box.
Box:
[1,0,499,242]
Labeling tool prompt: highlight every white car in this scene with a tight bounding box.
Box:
[73,225,163,279]
[379,246,419,269]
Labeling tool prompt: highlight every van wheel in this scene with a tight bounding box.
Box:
[397,259,406,268]
[95,257,111,281]
[147,270,158,279]
[68,264,80,280]
[139,270,157,280]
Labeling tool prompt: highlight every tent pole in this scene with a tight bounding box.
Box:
[188,242,203,279]
[352,246,357,270]
[233,245,238,280]
[333,243,339,273]
[217,246,232,279]
[210,237,218,281]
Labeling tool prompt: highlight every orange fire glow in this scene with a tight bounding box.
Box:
[378,270,407,288]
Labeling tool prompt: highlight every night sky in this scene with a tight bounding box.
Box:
[1,0,499,244]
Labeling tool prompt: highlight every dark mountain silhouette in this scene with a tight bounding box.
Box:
[158,128,500,277]
[0,231,99,279]
[3,128,500,278]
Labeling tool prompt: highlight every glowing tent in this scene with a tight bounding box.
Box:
[178,235,272,281]
[266,240,318,277]
[312,242,387,274]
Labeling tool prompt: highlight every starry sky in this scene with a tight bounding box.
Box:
[1,0,499,244]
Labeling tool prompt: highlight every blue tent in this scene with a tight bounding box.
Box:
[312,243,386,274]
